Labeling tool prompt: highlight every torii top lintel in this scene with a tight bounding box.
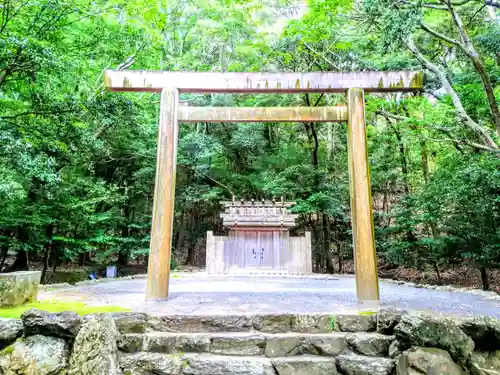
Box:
[104,70,423,93]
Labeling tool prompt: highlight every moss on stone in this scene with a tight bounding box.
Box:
[359,311,377,316]
[0,343,15,356]
[0,300,129,319]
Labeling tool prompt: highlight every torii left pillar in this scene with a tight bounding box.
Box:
[347,88,380,304]
[146,88,179,299]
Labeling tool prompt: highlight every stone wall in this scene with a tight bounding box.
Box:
[0,308,499,374]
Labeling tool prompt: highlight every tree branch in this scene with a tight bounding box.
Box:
[0,109,75,119]
[420,23,461,47]
[376,110,411,122]
[302,43,340,70]
[406,37,498,150]
[397,0,472,10]
[314,94,325,107]
[195,171,235,197]
[446,0,500,136]
[377,110,499,153]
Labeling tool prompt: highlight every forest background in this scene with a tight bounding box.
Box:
[1,0,499,290]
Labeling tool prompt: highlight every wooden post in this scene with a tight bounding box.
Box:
[146,87,179,299]
[347,88,380,303]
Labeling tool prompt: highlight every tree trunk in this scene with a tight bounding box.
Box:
[186,243,196,266]
[8,250,28,271]
[322,214,334,274]
[185,203,199,266]
[391,124,410,194]
[338,248,343,273]
[79,252,86,267]
[118,203,131,267]
[433,261,442,285]
[312,223,323,273]
[420,139,429,184]
[0,246,8,272]
[52,253,58,273]
[41,225,54,283]
[446,4,500,136]
[480,267,490,290]
[310,123,319,171]
[117,251,129,267]
[117,218,130,266]
[41,247,51,284]
[174,208,186,258]
[474,60,500,136]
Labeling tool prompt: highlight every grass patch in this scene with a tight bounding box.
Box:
[0,300,129,319]
[329,316,336,331]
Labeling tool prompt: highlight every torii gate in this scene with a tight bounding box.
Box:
[104,70,423,303]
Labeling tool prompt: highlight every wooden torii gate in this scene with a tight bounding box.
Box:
[104,70,423,303]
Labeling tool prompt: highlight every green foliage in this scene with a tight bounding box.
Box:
[0,0,498,284]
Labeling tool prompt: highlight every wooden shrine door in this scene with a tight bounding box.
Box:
[225,230,283,271]
[258,231,274,269]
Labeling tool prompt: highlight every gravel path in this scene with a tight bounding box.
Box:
[40,273,500,317]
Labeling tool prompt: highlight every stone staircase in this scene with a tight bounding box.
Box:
[114,312,397,375]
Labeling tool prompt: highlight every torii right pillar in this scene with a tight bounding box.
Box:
[347,88,380,304]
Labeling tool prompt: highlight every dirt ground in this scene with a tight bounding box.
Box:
[39,273,500,317]
[346,261,500,293]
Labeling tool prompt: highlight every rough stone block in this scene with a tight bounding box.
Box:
[113,312,147,334]
[118,333,144,353]
[291,314,333,333]
[271,356,338,375]
[0,334,69,375]
[346,332,394,356]
[377,308,406,334]
[183,354,275,375]
[336,353,395,375]
[143,332,211,354]
[460,316,500,351]
[335,314,376,332]
[394,313,474,364]
[148,315,254,333]
[0,319,23,350]
[0,271,41,307]
[397,347,465,375]
[388,340,404,358]
[68,314,120,375]
[469,350,500,375]
[211,334,266,355]
[119,352,187,375]
[22,309,82,340]
[305,333,348,356]
[252,315,293,333]
[264,335,304,357]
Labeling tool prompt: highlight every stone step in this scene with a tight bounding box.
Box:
[120,353,340,375]
[114,312,378,334]
[120,352,396,375]
[119,331,394,358]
